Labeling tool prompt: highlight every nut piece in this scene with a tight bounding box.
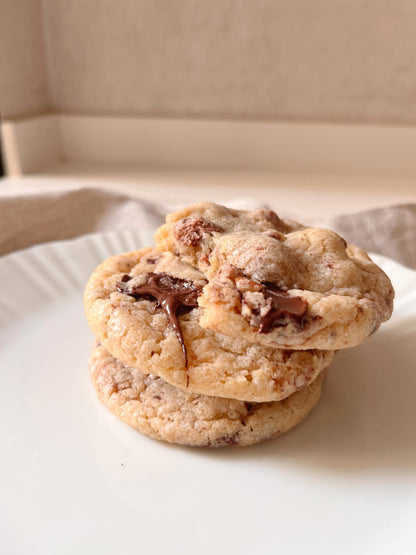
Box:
[174,218,223,247]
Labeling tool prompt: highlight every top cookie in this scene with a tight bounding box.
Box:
[155,202,394,350]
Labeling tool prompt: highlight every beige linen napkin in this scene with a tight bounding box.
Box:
[0,188,166,256]
[318,203,416,270]
[0,187,415,269]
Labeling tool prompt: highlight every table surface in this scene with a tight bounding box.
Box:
[2,162,416,219]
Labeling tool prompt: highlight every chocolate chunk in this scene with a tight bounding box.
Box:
[146,257,160,265]
[259,285,308,333]
[174,218,223,246]
[215,434,240,446]
[117,273,205,374]
[242,282,307,333]
[204,433,240,447]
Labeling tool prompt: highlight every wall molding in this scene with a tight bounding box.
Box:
[2,113,416,178]
[1,115,61,175]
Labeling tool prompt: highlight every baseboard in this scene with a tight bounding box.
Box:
[1,115,62,176]
[2,113,416,178]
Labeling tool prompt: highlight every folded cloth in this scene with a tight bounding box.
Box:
[1,186,415,269]
[0,187,166,256]
[322,204,416,270]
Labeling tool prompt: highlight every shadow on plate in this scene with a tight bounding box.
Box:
[95,317,416,480]
[191,317,416,475]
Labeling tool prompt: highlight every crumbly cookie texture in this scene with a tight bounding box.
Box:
[154,201,303,272]
[84,247,333,402]
[89,343,323,448]
[155,202,394,350]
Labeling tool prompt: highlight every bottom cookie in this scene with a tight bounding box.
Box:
[89,343,324,448]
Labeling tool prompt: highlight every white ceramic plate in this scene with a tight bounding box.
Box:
[0,233,415,555]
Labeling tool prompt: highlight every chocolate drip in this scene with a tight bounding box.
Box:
[117,273,204,378]
[259,285,307,333]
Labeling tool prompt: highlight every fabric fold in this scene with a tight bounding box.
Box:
[0,186,414,269]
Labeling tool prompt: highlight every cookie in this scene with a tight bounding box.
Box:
[155,202,394,350]
[84,247,333,402]
[154,201,303,273]
[89,343,324,447]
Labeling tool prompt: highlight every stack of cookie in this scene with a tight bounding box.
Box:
[84,202,394,447]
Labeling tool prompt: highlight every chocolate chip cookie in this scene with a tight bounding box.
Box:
[90,343,324,447]
[155,202,394,349]
[84,247,333,402]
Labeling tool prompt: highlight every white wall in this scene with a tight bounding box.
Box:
[0,0,50,118]
[2,0,416,126]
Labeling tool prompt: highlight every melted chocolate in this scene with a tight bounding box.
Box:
[241,281,308,333]
[258,285,307,333]
[117,273,204,376]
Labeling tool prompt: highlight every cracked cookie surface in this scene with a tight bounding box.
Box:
[155,202,394,350]
[84,247,333,402]
[89,343,323,447]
